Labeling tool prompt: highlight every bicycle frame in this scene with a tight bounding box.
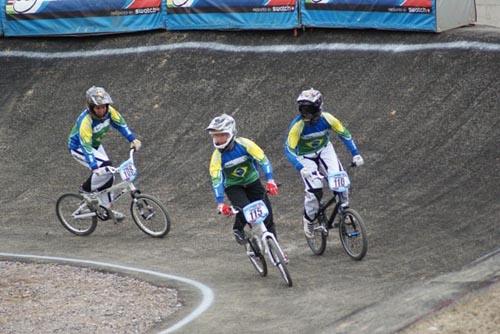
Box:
[310,170,350,229]
[242,200,287,267]
[317,194,343,229]
[80,150,139,216]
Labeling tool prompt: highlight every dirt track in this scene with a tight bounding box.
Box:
[0,26,499,333]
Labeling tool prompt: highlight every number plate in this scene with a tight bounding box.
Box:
[327,171,350,192]
[242,200,269,225]
[119,159,137,182]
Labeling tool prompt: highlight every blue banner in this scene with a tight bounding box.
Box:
[301,0,436,31]
[166,0,299,30]
[0,0,5,35]
[4,0,165,36]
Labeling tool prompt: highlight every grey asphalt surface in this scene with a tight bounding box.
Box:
[0,26,499,333]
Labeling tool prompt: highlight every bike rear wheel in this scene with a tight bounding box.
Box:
[130,194,171,238]
[248,238,267,277]
[306,213,328,256]
[339,208,368,260]
[266,237,292,287]
[55,193,97,236]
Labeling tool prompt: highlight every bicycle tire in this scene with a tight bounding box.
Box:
[306,213,328,256]
[55,193,97,236]
[266,237,292,287]
[130,194,171,238]
[339,208,368,260]
[248,238,267,277]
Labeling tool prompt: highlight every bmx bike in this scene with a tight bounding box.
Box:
[55,149,171,238]
[305,170,368,260]
[234,200,292,287]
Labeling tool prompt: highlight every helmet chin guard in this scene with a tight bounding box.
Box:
[206,114,237,149]
[212,132,234,150]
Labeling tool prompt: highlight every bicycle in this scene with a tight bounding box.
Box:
[233,200,292,287]
[305,169,368,260]
[56,149,171,238]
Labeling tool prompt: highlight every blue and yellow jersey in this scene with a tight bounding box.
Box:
[68,106,136,170]
[209,137,273,204]
[284,112,359,171]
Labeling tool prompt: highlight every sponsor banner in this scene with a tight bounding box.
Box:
[4,0,165,36]
[301,0,436,31]
[166,0,299,30]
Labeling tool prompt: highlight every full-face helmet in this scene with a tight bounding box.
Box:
[297,88,323,122]
[206,114,237,150]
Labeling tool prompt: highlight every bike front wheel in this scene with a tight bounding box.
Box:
[339,208,368,260]
[130,194,171,238]
[55,193,97,236]
[266,237,292,287]
[306,214,328,256]
[248,238,267,277]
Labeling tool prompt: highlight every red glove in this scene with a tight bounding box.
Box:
[266,180,279,196]
[217,203,233,216]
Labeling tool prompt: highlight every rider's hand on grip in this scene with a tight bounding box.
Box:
[131,139,142,151]
[266,180,279,196]
[352,154,364,167]
[217,203,233,217]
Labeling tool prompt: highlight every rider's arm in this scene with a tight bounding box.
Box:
[79,115,99,170]
[108,106,136,142]
[284,117,305,171]
[323,112,359,156]
[237,138,273,181]
[209,150,225,204]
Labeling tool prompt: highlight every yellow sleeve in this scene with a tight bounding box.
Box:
[79,115,93,148]
[108,106,126,125]
[236,137,266,161]
[209,149,222,180]
[322,112,348,136]
[286,120,304,150]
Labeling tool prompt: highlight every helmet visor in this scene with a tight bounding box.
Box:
[299,104,320,119]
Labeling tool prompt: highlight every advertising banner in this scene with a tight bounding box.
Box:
[166,0,299,30]
[301,0,436,31]
[4,0,165,36]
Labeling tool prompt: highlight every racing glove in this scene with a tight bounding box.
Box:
[130,139,142,151]
[217,203,233,217]
[266,180,279,196]
[352,155,364,167]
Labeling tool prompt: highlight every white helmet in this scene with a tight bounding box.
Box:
[297,88,323,121]
[206,114,237,150]
[86,86,113,109]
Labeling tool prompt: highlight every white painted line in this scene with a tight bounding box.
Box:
[0,252,214,334]
[0,41,499,59]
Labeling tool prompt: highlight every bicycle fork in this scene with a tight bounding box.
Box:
[255,223,288,265]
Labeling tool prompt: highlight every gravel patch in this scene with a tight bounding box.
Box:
[0,261,182,334]
[400,281,500,334]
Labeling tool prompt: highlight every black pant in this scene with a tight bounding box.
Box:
[225,180,276,237]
